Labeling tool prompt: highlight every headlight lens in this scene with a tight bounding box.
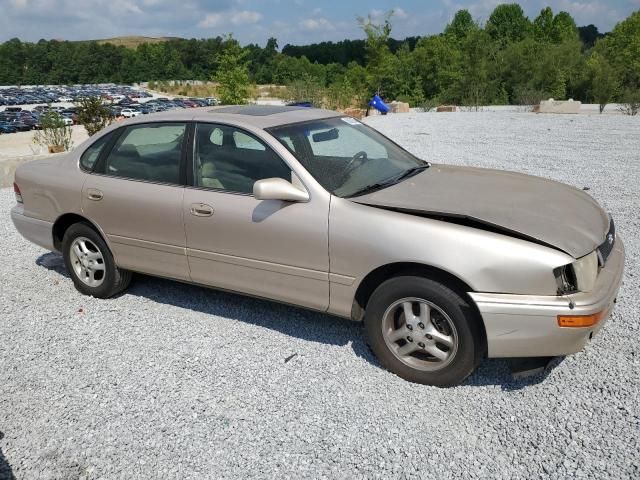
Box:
[573,251,599,292]
[554,251,598,294]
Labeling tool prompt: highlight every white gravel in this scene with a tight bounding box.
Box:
[1,111,639,479]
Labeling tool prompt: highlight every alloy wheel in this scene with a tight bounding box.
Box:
[381,297,459,371]
[69,236,106,288]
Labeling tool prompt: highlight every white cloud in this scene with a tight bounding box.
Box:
[394,7,408,19]
[301,17,335,31]
[369,7,408,21]
[118,0,144,15]
[198,9,262,28]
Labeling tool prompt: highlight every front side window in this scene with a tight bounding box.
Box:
[80,131,113,171]
[104,123,186,184]
[194,123,291,194]
[268,117,426,198]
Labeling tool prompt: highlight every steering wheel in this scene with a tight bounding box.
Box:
[344,150,368,176]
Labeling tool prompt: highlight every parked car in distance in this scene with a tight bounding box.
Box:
[0,122,18,134]
[121,108,141,118]
[11,106,625,387]
[4,118,32,131]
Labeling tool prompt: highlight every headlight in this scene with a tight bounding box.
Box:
[573,251,598,292]
[554,251,598,294]
[554,264,577,294]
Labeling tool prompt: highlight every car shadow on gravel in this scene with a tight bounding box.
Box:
[36,252,69,278]
[0,432,16,480]
[36,252,561,390]
[463,356,564,391]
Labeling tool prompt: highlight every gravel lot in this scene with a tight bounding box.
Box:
[1,112,639,479]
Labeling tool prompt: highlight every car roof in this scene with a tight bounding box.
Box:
[121,105,342,129]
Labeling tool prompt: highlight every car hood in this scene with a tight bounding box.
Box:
[351,164,609,258]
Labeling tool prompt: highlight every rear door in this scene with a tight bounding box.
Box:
[82,122,190,280]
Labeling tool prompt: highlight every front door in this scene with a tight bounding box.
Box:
[183,123,330,311]
[82,122,190,280]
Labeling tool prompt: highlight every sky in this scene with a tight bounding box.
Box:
[1,0,638,46]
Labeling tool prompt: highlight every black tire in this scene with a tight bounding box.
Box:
[364,276,482,387]
[62,222,131,298]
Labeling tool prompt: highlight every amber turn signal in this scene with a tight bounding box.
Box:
[557,311,603,328]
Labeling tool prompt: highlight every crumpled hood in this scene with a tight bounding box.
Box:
[352,164,609,258]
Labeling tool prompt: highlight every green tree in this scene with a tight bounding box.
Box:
[357,10,396,96]
[451,30,503,107]
[551,12,579,43]
[587,53,620,113]
[445,10,477,39]
[394,43,425,106]
[486,4,531,45]
[533,7,554,42]
[412,35,463,101]
[578,25,604,49]
[595,11,640,92]
[216,35,251,105]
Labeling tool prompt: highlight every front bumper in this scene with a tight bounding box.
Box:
[469,239,625,358]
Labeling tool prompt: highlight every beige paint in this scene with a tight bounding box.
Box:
[10,107,625,359]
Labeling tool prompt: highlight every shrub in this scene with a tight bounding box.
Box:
[32,110,73,151]
[76,96,113,136]
[619,88,640,116]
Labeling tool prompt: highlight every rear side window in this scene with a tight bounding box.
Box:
[80,132,112,171]
[104,123,186,184]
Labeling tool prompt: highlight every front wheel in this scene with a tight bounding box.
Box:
[364,276,482,387]
[62,223,131,298]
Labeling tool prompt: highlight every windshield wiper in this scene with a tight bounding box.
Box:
[394,164,430,182]
[345,164,430,198]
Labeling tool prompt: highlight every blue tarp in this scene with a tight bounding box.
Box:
[369,95,390,114]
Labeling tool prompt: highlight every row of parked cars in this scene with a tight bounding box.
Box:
[0,85,151,106]
[110,96,218,118]
[0,105,78,134]
[0,82,220,134]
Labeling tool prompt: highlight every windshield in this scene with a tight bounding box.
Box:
[267,117,427,197]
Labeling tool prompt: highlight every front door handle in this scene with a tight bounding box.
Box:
[190,203,214,217]
[87,188,103,201]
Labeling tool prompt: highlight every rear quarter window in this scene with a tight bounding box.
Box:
[80,132,113,171]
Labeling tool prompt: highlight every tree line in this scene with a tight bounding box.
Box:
[0,3,638,109]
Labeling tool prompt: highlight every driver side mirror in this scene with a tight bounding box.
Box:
[253,178,310,203]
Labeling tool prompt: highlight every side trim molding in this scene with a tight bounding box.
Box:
[108,235,186,256]
[187,248,329,282]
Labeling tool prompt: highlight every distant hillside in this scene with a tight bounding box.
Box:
[95,36,181,48]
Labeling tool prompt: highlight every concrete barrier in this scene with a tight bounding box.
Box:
[536,98,581,114]
[390,101,410,113]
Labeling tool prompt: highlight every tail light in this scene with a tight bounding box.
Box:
[13,182,23,203]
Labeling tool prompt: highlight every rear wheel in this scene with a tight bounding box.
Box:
[364,276,481,387]
[62,223,131,298]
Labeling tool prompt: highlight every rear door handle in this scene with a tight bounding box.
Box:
[87,188,103,201]
[190,203,214,217]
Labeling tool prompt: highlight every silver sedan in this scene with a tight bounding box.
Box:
[11,105,625,386]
